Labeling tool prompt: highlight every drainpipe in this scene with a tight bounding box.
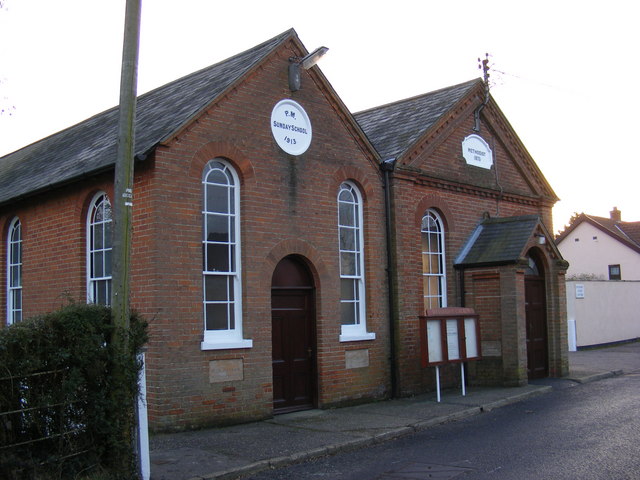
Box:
[381,157,398,398]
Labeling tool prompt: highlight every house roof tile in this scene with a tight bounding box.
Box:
[556,212,640,254]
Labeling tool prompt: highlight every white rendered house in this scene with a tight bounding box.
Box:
[557,207,640,348]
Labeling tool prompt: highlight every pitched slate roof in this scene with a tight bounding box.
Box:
[556,213,640,254]
[0,29,295,206]
[353,79,480,160]
[455,215,553,267]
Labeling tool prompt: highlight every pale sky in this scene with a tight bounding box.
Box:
[1,0,638,233]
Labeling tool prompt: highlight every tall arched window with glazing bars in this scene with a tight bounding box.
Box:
[87,193,112,305]
[421,210,447,310]
[338,182,374,341]
[202,159,249,349]
[7,217,22,324]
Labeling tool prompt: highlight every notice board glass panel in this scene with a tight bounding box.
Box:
[446,319,459,360]
[427,320,443,363]
[464,317,478,358]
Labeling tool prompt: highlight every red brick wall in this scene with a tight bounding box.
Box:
[390,112,557,395]
[466,270,502,385]
[0,41,568,430]
[0,41,391,432]
[0,178,111,318]
[133,42,390,431]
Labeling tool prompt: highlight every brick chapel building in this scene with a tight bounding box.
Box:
[0,29,568,432]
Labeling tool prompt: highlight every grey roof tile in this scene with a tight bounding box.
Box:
[0,29,294,206]
[353,79,480,160]
[455,215,542,267]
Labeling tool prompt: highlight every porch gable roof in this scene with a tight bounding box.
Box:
[455,215,558,268]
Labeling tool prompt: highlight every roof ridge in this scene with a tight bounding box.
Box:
[0,28,296,162]
[577,212,640,227]
[354,78,481,116]
[585,213,613,223]
[483,214,540,224]
[353,78,482,160]
[557,212,640,251]
[137,28,296,103]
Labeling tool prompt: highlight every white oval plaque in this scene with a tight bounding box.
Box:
[271,99,312,156]
[462,134,493,169]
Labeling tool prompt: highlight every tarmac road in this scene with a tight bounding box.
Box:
[149,341,640,480]
[243,372,640,480]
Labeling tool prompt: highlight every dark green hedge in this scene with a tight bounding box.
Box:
[0,303,148,480]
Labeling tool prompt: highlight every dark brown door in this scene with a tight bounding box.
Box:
[525,276,548,379]
[271,256,316,414]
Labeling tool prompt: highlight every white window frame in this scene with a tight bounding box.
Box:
[338,182,374,342]
[7,217,22,325]
[201,159,251,350]
[86,192,112,305]
[421,209,447,310]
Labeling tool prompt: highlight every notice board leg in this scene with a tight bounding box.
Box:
[461,362,466,397]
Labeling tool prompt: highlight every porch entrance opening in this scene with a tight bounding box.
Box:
[525,252,549,379]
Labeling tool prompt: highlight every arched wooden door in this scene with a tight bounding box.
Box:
[525,253,548,379]
[271,256,317,413]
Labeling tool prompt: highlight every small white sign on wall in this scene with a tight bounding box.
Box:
[462,134,493,169]
[270,99,313,156]
[575,284,585,299]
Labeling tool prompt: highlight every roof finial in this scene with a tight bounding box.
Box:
[473,53,491,132]
[478,53,491,87]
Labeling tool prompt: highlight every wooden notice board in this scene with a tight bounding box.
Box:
[419,308,481,368]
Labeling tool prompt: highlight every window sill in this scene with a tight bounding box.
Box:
[201,339,253,351]
[339,332,376,342]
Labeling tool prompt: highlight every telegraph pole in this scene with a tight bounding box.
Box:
[111,0,142,476]
[112,0,141,339]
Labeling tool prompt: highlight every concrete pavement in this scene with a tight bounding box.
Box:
[149,341,640,480]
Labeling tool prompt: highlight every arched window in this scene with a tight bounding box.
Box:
[7,217,22,324]
[421,210,447,310]
[338,182,374,341]
[87,193,112,305]
[202,159,250,349]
